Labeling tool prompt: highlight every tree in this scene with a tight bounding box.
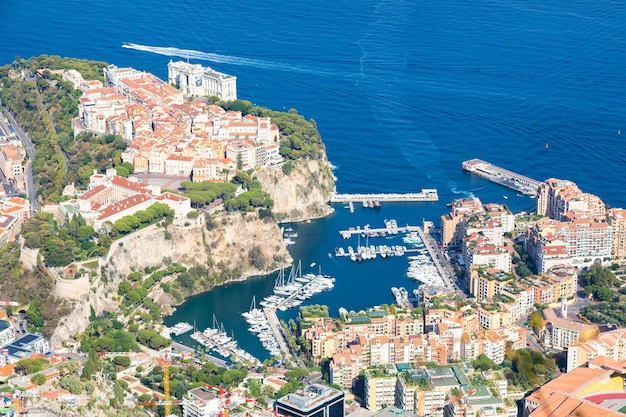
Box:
[31,373,47,385]
[77,225,95,241]
[60,375,83,394]
[113,356,131,368]
[472,354,498,371]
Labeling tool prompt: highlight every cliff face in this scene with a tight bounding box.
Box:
[256,157,336,223]
[49,213,291,348]
[103,213,291,279]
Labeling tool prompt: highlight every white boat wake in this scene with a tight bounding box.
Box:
[122,42,335,76]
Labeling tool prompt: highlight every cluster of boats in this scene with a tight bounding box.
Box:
[283,227,298,246]
[407,253,446,288]
[168,322,193,337]
[391,287,412,309]
[242,301,281,357]
[402,231,423,245]
[362,200,381,209]
[190,317,259,365]
[260,263,335,311]
[335,244,408,261]
[384,219,400,233]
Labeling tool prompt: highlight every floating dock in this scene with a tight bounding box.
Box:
[461,159,541,196]
[330,189,438,203]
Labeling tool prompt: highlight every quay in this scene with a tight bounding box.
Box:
[262,308,298,362]
[462,158,541,196]
[330,189,438,203]
[414,226,464,298]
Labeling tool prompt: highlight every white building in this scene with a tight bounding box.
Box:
[183,387,221,417]
[168,61,237,101]
[103,64,144,88]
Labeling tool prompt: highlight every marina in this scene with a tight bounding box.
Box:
[190,315,260,366]
[461,158,541,196]
[330,189,439,203]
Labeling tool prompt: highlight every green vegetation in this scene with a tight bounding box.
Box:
[20,203,173,268]
[79,312,140,353]
[582,302,626,326]
[109,202,174,237]
[0,56,108,201]
[15,357,50,375]
[503,348,557,390]
[580,264,617,302]
[299,304,329,320]
[513,243,537,277]
[472,354,498,372]
[175,172,274,214]
[141,361,248,401]
[528,310,544,332]
[0,242,71,337]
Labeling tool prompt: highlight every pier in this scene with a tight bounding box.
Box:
[262,308,295,360]
[275,274,328,310]
[462,159,541,196]
[330,189,438,203]
[413,226,464,297]
[338,221,420,239]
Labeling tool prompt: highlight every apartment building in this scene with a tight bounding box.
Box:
[463,232,511,273]
[567,329,626,372]
[537,178,606,221]
[364,368,398,412]
[541,308,598,349]
[440,197,484,248]
[330,347,362,389]
[0,197,30,248]
[607,208,626,261]
[468,268,514,301]
[0,142,25,182]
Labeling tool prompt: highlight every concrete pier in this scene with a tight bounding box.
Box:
[462,159,541,196]
[330,189,438,203]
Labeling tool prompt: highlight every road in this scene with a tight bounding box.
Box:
[170,341,231,369]
[0,99,37,213]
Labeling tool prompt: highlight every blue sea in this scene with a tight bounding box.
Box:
[3,0,626,360]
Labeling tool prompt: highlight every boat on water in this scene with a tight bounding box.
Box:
[310,262,316,268]
[283,238,296,245]
[362,201,368,208]
[169,322,193,336]
[503,195,508,199]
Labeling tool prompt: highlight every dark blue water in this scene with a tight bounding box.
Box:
[3,0,626,360]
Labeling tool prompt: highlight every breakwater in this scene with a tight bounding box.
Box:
[330,189,438,203]
[461,159,541,196]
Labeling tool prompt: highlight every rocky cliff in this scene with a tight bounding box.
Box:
[256,157,336,222]
[49,212,292,347]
